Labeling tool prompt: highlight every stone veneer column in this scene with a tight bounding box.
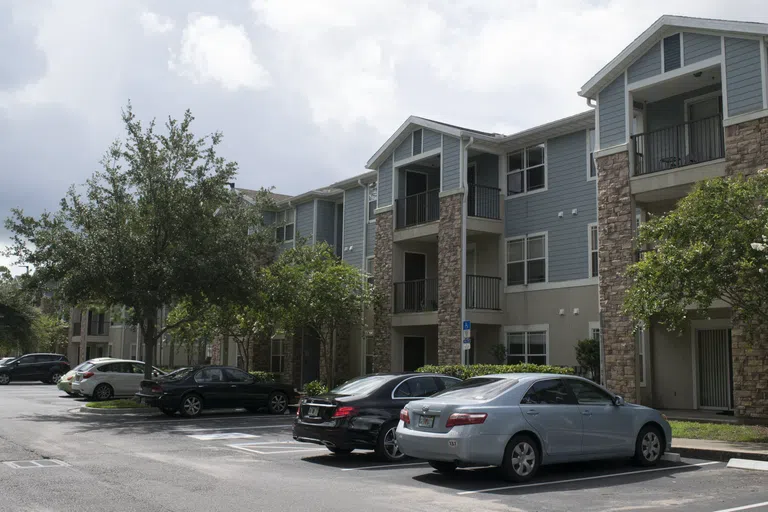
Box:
[437,193,462,366]
[725,117,768,418]
[373,210,394,372]
[596,151,637,402]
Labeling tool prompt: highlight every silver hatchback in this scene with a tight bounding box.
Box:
[396,373,672,482]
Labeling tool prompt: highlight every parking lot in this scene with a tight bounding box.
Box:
[1,384,767,512]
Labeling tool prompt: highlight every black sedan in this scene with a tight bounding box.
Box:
[135,366,298,418]
[293,373,461,461]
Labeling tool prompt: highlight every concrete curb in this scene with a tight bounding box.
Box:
[77,406,160,416]
[673,446,768,462]
[727,458,768,471]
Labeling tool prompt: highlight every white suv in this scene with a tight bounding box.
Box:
[72,359,164,401]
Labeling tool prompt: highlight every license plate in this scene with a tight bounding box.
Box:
[418,415,434,428]
[307,406,320,417]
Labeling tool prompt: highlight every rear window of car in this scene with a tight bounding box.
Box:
[79,363,95,372]
[330,375,394,396]
[431,377,519,400]
[161,368,194,381]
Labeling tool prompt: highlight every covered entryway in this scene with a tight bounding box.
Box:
[402,336,425,372]
[695,327,732,410]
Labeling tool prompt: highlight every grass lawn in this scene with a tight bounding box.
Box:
[85,399,149,409]
[671,420,768,443]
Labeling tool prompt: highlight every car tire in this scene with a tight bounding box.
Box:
[375,421,407,462]
[0,374,10,385]
[428,461,458,474]
[267,392,288,415]
[49,372,63,385]
[327,447,353,455]
[634,424,663,467]
[64,391,74,396]
[500,434,540,482]
[180,394,203,418]
[93,384,114,401]
[161,408,177,417]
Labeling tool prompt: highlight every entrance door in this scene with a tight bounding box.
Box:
[403,336,426,372]
[405,172,428,225]
[404,252,427,311]
[687,96,723,163]
[697,328,732,410]
[467,163,477,216]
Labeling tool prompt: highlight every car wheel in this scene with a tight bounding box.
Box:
[634,425,663,466]
[161,408,177,417]
[49,372,63,385]
[375,421,406,462]
[93,384,114,401]
[181,394,203,418]
[64,391,74,396]
[429,461,458,474]
[327,447,353,455]
[501,435,540,482]
[0,374,10,385]
[267,391,288,415]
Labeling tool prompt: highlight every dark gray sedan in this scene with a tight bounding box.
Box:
[396,373,671,482]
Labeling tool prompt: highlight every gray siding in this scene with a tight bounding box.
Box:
[664,34,681,72]
[628,42,661,83]
[725,37,764,116]
[377,155,393,208]
[342,186,365,268]
[263,211,275,225]
[469,153,499,188]
[394,136,412,162]
[295,201,314,243]
[442,135,461,190]
[645,84,721,131]
[365,223,375,257]
[683,32,720,65]
[423,129,441,152]
[315,200,336,247]
[505,130,597,283]
[598,75,626,148]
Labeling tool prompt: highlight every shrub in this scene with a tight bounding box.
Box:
[575,338,600,382]
[302,380,329,396]
[416,363,574,380]
[248,371,281,383]
[489,344,507,364]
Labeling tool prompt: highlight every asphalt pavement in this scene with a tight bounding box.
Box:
[1,383,767,512]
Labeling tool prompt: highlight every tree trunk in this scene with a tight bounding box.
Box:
[143,314,157,380]
[169,340,175,368]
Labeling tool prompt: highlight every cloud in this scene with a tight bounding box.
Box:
[140,11,175,34]
[170,13,270,92]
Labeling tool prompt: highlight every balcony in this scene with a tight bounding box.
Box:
[466,275,501,310]
[393,278,438,314]
[395,189,439,229]
[468,184,501,220]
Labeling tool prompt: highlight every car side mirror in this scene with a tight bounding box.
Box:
[613,395,625,406]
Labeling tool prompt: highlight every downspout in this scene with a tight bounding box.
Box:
[586,97,596,108]
[358,179,367,373]
[460,136,475,365]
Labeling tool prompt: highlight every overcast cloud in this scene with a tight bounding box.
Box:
[1,0,767,274]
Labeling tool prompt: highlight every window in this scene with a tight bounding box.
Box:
[432,377,518,400]
[195,368,225,383]
[365,257,374,287]
[368,182,377,223]
[412,129,423,155]
[225,368,254,383]
[393,377,439,398]
[506,234,546,286]
[330,375,392,395]
[364,336,374,374]
[87,311,107,335]
[589,223,599,278]
[506,329,547,365]
[637,328,647,387]
[507,144,546,196]
[274,210,295,243]
[521,379,575,405]
[589,322,600,343]
[587,129,597,179]
[566,378,614,405]
[271,338,284,373]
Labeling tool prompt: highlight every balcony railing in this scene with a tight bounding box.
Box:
[468,184,501,220]
[393,278,438,313]
[395,189,440,229]
[466,275,501,310]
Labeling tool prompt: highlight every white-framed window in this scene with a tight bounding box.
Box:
[506,233,547,286]
[365,256,374,287]
[505,326,548,365]
[412,129,423,155]
[588,223,599,278]
[636,327,647,387]
[587,129,597,179]
[270,338,284,373]
[368,182,377,223]
[588,321,600,342]
[274,209,295,243]
[364,336,374,374]
[506,144,546,196]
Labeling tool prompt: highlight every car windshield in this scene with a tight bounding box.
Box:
[330,375,394,396]
[430,377,519,400]
[160,368,194,381]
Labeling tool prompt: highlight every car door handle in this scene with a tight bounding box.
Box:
[582,410,592,416]
[525,410,539,416]
[231,385,237,388]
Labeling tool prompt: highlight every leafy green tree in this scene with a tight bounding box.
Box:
[166,299,217,366]
[0,278,37,355]
[4,104,276,377]
[623,172,768,341]
[32,313,69,354]
[574,338,600,382]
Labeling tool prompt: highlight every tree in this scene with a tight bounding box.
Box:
[269,242,371,388]
[0,277,38,355]
[575,338,600,382]
[166,299,217,366]
[4,104,276,378]
[32,313,69,354]
[623,172,768,341]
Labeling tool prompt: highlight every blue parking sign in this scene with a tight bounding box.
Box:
[463,320,471,330]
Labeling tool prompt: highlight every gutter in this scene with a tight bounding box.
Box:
[460,136,475,365]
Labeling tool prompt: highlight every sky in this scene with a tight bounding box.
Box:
[1,0,767,275]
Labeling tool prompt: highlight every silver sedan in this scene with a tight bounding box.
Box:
[396,373,672,482]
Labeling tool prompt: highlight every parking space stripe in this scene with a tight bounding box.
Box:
[173,425,292,432]
[712,502,768,512]
[340,462,429,472]
[457,461,720,495]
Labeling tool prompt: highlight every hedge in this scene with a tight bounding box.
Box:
[416,364,573,380]
[248,371,281,382]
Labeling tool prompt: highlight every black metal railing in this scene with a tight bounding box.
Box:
[395,189,440,229]
[631,114,724,176]
[465,275,501,310]
[468,184,501,220]
[393,278,438,313]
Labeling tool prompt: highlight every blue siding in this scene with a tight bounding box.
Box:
[342,186,365,268]
[628,42,661,83]
[423,129,441,152]
[664,34,681,72]
[377,155,393,208]
[295,201,314,243]
[442,135,461,190]
[646,84,721,132]
[725,37,764,116]
[394,136,412,161]
[683,32,720,65]
[263,211,275,225]
[315,200,336,247]
[505,130,596,283]
[365,223,375,257]
[598,75,626,148]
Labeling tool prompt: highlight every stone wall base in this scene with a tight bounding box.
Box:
[437,193,462,366]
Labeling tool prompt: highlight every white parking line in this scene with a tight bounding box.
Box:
[98,415,293,427]
[173,424,292,432]
[713,502,768,512]
[188,433,260,440]
[340,462,429,472]
[457,461,720,495]
[228,441,327,455]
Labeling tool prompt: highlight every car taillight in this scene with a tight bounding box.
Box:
[81,372,94,379]
[150,385,163,393]
[446,413,487,428]
[400,409,410,425]
[331,406,358,419]
[66,376,73,381]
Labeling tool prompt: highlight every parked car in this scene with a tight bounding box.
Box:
[396,373,672,482]
[293,373,461,461]
[57,358,116,396]
[72,359,166,400]
[0,353,70,385]
[0,357,14,365]
[135,366,298,418]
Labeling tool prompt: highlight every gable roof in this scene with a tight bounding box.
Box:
[579,15,768,99]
